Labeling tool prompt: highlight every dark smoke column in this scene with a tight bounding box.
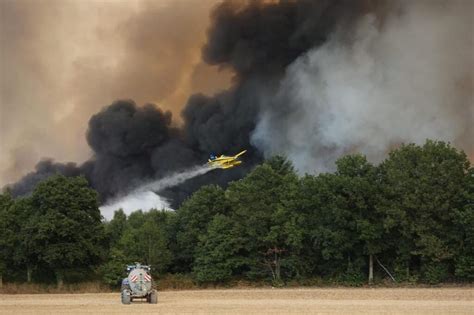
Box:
[7,0,374,207]
[161,0,373,205]
[183,0,373,153]
[84,100,173,198]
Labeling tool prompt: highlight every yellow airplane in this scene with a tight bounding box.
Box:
[208,150,247,169]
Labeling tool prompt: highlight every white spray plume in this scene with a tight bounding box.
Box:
[100,164,216,220]
[100,191,171,221]
[252,0,473,174]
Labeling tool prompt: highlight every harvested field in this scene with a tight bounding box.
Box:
[0,288,473,314]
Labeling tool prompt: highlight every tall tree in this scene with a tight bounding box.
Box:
[225,156,301,283]
[298,173,364,280]
[100,209,129,286]
[0,191,15,287]
[28,175,105,288]
[7,197,39,283]
[335,154,382,284]
[377,140,470,283]
[105,209,127,249]
[453,167,474,280]
[174,185,228,272]
[193,214,239,283]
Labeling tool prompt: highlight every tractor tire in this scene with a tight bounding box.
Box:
[148,290,158,304]
[121,289,131,305]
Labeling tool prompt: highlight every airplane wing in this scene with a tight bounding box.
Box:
[233,150,247,158]
[213,150,247,160]
[212,156,234,162]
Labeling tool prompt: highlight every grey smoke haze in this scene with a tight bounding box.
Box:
[252,0,474,173]
[5,0,473,210]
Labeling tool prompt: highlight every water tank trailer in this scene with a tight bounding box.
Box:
[121,263,157,304]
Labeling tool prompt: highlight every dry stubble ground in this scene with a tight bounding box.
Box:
[0,287,473,314]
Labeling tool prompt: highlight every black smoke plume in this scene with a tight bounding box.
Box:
[6,0,391,206]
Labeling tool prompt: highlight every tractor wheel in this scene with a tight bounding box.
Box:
[121,289,131,305]
[148,290,158,304]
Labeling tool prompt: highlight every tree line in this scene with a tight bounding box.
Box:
[1,140,473,288]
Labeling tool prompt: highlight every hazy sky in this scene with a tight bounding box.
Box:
[0,0,231,186]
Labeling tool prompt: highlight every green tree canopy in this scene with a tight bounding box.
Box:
[173,185,228,271]
[28,175,105,287]
[2,140,473,287]
[193,214,239,283]
[118,210,173,273]
[225,156,301,283]
[377,140,471,283]
[0,191,15,285]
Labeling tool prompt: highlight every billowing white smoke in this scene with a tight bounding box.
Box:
[100,191,171,221]
[252,0,473,174]
[100,164,215,220]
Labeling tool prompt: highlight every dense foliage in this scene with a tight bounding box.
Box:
[0,175,104,287]
[0,140,472,287]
